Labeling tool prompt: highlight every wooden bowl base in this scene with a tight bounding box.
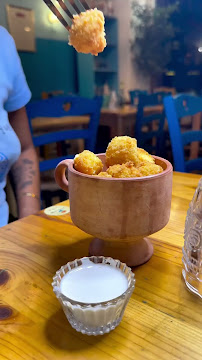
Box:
[89,237,153,267]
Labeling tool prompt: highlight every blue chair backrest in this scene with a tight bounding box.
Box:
[135,93,165,155]
[26,96,102,172]
[129,89,148,106]
[164,94,202,172]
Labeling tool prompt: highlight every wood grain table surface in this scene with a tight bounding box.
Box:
[0,172,202,360]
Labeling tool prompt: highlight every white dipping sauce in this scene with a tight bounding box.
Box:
[60,259,128,303]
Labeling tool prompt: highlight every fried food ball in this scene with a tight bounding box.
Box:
[139,162,163,177]
[69,8,106,56]
[107,162,141,178]
[106,136,138,167]
[97,172,112,178]
[74,150,103,175]
[137,148,155,164]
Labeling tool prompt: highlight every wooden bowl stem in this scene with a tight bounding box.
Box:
[89,237,154,267]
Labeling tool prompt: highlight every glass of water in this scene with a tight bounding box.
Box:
[182,177,202,299]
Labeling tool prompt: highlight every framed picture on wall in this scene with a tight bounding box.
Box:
[6,5,36,52]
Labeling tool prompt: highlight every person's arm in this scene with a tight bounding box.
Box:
[9,106,40,219]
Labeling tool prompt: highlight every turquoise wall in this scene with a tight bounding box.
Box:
[19,39,77,100]
[0,0,68,40]
[0,0,77,99]
[77,53,95,98]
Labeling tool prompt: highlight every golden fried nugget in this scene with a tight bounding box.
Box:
[97,172,112,178]
[69,8,106,56]
[107,162,141,178]
[139,162,163,177]
[137,148,155,164]
[106,136,138,167]
[74,150,103,175]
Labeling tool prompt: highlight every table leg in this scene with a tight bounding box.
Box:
[44,145,50,159]
[109,118,120,139]
[77,139,85,153]
[56,143,63,156]
[77,125,85,153]
[190,113,201,159]
[117,114,124,136]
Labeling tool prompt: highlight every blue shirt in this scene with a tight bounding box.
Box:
[0,26,31,227]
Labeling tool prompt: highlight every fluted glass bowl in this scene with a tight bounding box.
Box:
[52,256,135,335]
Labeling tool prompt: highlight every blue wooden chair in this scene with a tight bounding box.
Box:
[27,95,102,207]
[129,90,148,106]
[135,93,166,156]
[27,96,102,172]
[164,94,202,172]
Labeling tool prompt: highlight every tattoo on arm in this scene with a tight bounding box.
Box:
[22,159,33,165]
[12,158,37,191]
[19,181,33,190]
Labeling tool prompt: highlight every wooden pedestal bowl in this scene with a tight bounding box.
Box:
[55,154,173,267]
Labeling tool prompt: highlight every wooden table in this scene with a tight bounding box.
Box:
[32,116,90,157]
[1,172,201,360]
[31,106,163,139]
[100,105,163,138]
[32,116,90,133]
